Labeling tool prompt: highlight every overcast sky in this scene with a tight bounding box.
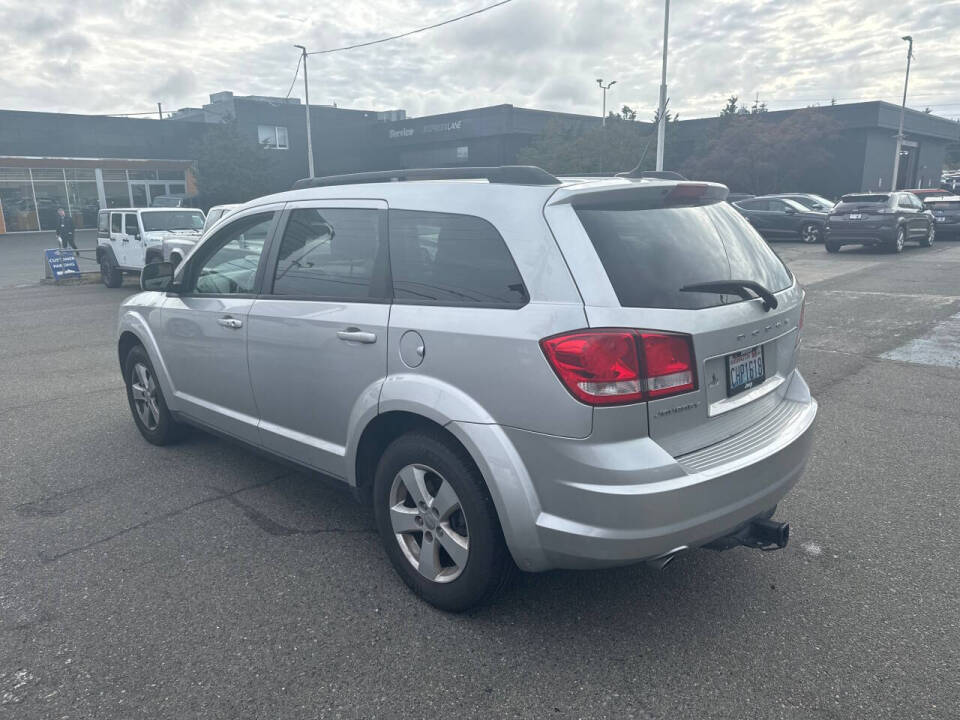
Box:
[1,0,959,122]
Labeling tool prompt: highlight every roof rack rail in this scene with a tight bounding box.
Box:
[292,165,561,190]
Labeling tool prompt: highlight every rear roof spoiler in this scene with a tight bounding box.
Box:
[550,181,729,208]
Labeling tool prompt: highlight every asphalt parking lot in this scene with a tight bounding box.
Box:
[2,241,959,719]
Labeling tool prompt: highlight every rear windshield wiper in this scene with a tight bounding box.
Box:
[679,279,779,311]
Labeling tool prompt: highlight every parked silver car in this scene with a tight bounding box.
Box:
[119,167,817,610]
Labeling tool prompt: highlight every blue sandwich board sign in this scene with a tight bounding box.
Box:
[45,249,81,281]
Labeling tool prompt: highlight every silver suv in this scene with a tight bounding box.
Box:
[119,167,817,611]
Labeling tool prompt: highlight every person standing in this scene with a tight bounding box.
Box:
[56,208,77,251]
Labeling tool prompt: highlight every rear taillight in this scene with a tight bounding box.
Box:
[540,329,697,406]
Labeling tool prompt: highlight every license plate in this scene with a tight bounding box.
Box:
[726,346,765,397]
[848,213,862,220]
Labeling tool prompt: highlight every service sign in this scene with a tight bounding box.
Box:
[45,249,80,280]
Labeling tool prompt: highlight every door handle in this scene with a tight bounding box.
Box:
[337,328,377,344]
[217,317,243,329]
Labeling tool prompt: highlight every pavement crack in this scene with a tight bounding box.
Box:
[36,476,286,564]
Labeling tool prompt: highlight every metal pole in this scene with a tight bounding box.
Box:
[602,87,607,127]
[891,36,913,191]
[157,102,163,120]
[656,0,670,171]
[295,45,316,178]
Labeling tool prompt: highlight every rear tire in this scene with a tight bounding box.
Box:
[825,242,840,253]
[800,223,822,244]
[100,254,123,288]
[123,345,184,446]
[373,430,515,612]
[889,227,906,254]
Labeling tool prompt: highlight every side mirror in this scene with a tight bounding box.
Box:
[141,261,174,292]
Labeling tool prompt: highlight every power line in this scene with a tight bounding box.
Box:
[305,0,514,56]
[285,53,303,99]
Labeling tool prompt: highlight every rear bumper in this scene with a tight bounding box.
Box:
[825,225,895,245]
[458,371,817,571]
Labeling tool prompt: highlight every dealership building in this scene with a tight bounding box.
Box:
[1,91,957,235]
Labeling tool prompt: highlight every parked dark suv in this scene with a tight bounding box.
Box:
[733,196,827,243]
[825,192,935,253]
[922,196,960,240]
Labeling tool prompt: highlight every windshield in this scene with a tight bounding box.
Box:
[141,211,204,232]
[575,201,792,310]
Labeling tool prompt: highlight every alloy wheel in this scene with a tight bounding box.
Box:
[801,224,820,243]
[130,362,161,431]
[389,463,470,583]
[895,229,905,252]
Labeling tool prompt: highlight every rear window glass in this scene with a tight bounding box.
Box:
[835,195,889,212]
[575,202,792,310]
[927,201,960,210]
[141,211,204,231]
[389,210,528,307]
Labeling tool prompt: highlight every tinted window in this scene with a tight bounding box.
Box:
[768,199,789,212]
[111,213,122,233]
[927,201,960,211]
[575,202,792,310]
[388,210,527,307]
[737,199,764,210]
[98,212,109,234]
[271,208,385,299]
[191,213,272,295]
[124,213,139,235]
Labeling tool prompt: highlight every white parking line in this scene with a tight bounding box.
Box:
[881,311,960,369]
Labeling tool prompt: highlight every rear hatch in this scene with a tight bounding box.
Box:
[828,195,892,233]
[926,199,960,225]
[546,181,804,457]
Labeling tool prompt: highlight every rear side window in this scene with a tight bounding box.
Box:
[271,208,386,300]
[111,213,122,233]
[575,202,792,310]
[388,210,528,307]
[98,212,109,234]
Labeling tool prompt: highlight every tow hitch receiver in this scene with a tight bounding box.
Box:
[704,517,790,552]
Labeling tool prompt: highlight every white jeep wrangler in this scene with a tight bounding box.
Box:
[96,208,205,287]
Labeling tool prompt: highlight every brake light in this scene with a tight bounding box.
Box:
[666,183,709,205]
[540,329,697,406]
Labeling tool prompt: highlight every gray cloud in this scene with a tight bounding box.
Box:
[0,0,957,121]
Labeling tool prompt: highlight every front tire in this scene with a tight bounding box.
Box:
[100,255,123,287]
[825,242,840,253]
[919,223,935,247]
[800,223,822,243]
[373,430,514,612]
[123,345,184,446]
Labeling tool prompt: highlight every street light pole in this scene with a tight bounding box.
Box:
[294,44,316,179]
[656,0,670,171]
[891,35,913,191]
[597,79,616,127]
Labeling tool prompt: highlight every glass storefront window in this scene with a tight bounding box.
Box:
[0,168,39,232]
[31,169,69,231]
[158,170,185,181]
[131,184,148,207]
[128,169,158,181]
[66,180,100,228]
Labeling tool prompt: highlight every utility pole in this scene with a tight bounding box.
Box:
[597,79,617,127]
[655,0,670,171]
[157,102,163,120]
[891,35,913,191]
[294,45,316,178]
